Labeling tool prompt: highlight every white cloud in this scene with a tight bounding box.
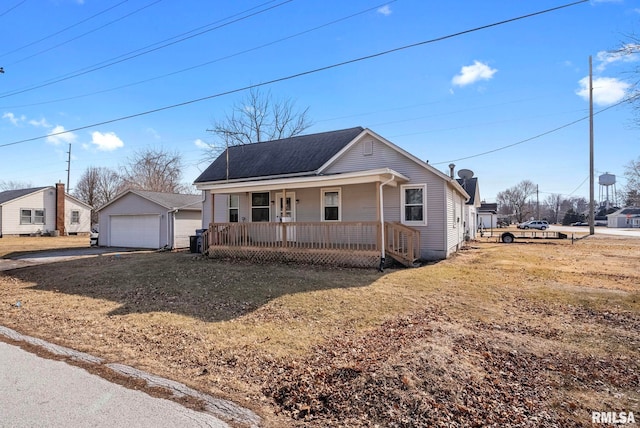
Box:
[89,131,124,151]
[576,76,630,106]
[2,112,25,126]
[28,118,51,128]
[47,125,77,145]
[146,127,161,140]
[194,138,210,149]
[595,44,640,72]
[377,5,392,16]
[452,61,497,87]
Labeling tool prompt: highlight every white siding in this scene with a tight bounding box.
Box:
[202,193,229,227]
[0,188,56,235]
[324,135,449,260]
[174,210,201,248]
[98,193,169,248]
[463,205,477,239]
[65,197,92,234]
[478,213,497,229]
[445,184,466,257]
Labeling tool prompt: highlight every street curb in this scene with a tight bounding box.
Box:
[0,325,261,427]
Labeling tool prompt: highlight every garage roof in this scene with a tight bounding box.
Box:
[98,190,202,211]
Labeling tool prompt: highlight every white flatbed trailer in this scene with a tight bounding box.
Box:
[500,230,568,243]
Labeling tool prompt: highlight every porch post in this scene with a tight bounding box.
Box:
[379,177,396,271]
[211,191,215,225]
[281,188,287,245]
[376,182,382,250]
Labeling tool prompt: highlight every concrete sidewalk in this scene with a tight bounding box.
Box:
[0,326,260,427]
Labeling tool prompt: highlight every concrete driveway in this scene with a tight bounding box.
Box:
[0,247,148,271]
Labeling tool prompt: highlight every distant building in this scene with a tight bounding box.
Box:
[478,203,498,229]
[607,207,640,228]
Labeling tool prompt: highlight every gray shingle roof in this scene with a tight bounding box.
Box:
[194,127,364,183]
[456,178,478,205]
[0,187,49,205]
[479,202,497,213]
[620,208,640,215]
[133,190,202,210]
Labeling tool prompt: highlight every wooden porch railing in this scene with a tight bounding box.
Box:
[203,221,380,251]
[201,221,420,267]
[384,222,420,266]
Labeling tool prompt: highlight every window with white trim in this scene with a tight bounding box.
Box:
[228,195,239,222]
[20,208,45,225]
[401,184,426,225]
[321,188,341,221]
[251,192,270,222]
[71,210,80,224]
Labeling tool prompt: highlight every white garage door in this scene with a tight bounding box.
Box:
[110,215,160,248]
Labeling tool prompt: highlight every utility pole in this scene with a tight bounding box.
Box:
[589,56,595,235]
[536,184,540,220]
[66,143,71,192]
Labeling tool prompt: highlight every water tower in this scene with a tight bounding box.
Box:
[598,173,617,211]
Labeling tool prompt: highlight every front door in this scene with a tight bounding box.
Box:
[276,192,296,241]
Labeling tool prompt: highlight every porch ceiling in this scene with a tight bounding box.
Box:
[196,168,409,194]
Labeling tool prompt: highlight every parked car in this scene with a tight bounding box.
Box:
[518,220,549,230]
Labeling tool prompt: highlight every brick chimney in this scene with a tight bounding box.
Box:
[55,182,65,235]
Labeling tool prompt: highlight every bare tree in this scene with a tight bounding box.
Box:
[74,166,122,224]
[543,193,563,224]
[623,156,640,206]
[496,180,537,223]
[120,148,190,193]
[0,180,33,190]
[203,88,312,159]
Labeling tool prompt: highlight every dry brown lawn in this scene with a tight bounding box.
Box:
[0,234,638,427]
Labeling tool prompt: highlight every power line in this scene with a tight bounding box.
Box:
[0,0,589,149]
[0,0,397,109]
[0,0,294,99]
[9,1,161,66]
[431,95,631,166]
[0,0,26,19]
[0,0,129,60]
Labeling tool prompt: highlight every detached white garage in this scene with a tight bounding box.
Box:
[98,190,202,249]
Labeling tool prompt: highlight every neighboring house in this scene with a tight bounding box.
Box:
[0,183,92,237]
[607,207,640,228]
[194,127,470,268]
[97,190,202,249]
[456,172,480,240]
[477,203,498,230]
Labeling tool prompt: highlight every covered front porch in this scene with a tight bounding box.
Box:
[201,220,419,268]
[197,168,420,268]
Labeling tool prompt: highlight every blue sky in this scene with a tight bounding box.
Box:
[1,0,638,203]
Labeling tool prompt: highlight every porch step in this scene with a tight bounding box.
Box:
[386,250,419,268]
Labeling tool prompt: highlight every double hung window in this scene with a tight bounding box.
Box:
[20,208,45,225]
[322,188,341,221]
[401,185,426,226]
[251,192,270,222]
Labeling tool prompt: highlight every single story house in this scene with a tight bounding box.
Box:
[97,190,202,249]
[0,183,91,237]
[478,203,498,230]
[606,207,640,228]
[194,127,471,268]
[456,172,480,240]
